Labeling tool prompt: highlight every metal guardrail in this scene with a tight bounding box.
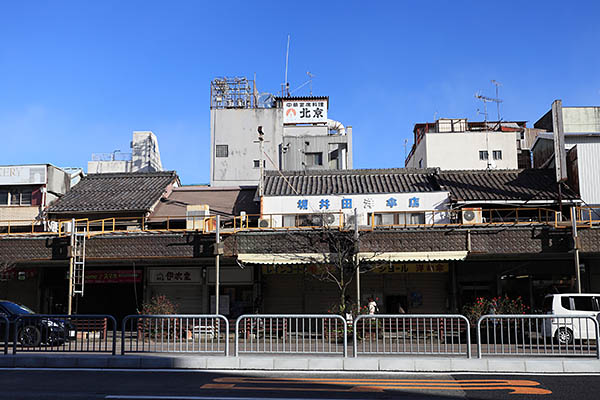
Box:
[353,314,471,358]
[0,315,8,355]
[477,314,600,359]
[12,314,116,355]
[235,314,347,357]
[121,315,229,356]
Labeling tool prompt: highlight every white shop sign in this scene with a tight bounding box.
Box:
[148,268,202,284]
[283,99,328,124]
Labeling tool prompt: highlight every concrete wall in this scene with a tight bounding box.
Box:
[282,134,350,171]
[46,165,71,205]
[210,108,283,187]
[563,107,600,133]
[87,160,131,174]
[405,136,427,168]
[424,131,518,170]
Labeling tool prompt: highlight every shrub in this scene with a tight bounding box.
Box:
[462,295,528,326]
[141,295,178,315]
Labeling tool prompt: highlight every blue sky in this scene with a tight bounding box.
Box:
[1,1,599,184]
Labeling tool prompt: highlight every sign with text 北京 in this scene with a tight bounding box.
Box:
[283,99,328,124]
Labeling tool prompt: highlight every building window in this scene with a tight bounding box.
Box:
[418,159,423,168]
[253,160,266,168]
[215,145,228,158]
[0,190,8,205]
[493,150,502,160]
[479,150,489,160]
[305,152,323,167]
[20,190,32,205]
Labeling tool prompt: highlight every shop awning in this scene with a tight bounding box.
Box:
[237,253,330,265]
[358,251,468,262]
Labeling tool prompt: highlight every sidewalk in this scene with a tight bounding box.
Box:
[1,353,599,373]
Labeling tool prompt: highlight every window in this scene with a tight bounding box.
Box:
[561,296,571,310]
[0,190,7,205]
[20,191,32,205]
[368,212,425,226]
[418,159,423,168]
[493,150,502,160]
[572,296,598,311]
[305,152,323,167]
[215,145,228,158]
[479,151,489,160]
[253,160,265,168]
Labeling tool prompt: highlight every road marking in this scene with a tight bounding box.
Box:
[203,376,552,395]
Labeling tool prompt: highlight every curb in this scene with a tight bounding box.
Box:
[1,355,599,373]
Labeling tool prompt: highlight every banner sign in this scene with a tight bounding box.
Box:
[262,263,448,275]
[283,98,328,124]
[85,270,142,284]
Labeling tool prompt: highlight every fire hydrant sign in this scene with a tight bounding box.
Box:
[283,98,328,124]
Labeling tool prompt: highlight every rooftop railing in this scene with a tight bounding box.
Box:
[0,206,597,238]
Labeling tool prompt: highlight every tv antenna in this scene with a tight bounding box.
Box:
[290,71,316,96]
[283,35,291,97]
[491,80,502,121]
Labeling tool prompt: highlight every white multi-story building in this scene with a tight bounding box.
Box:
[405,119,526,170]
[87,131,163,174]
[210,77,353,187]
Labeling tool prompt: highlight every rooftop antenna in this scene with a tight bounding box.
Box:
[491,80,502,121]
[475,92,493,170]
[307,71,315,96]
[284,35,290,97]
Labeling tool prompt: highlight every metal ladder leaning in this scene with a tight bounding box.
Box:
[71,223,87,296]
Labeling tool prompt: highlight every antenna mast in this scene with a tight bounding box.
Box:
[491,80,502,121]
[284,35,290,97]
[307,71,315,96]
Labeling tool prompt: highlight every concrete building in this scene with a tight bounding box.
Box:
[210,77,352,187]
[405,119,527,170]
[87,131,163,174]
[532,105,600,212]
[0,164,71,226]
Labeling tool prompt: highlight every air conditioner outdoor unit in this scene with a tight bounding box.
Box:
[321,213,337,226]
[187,204,210,230]
[258,218,272,228]
[462,208,483,224]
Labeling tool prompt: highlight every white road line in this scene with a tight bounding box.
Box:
[105,397,361,400]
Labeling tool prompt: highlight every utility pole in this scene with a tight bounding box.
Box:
[571,206,582,293]
[354,208,361,312]
[215,215,221,314]
[67,218,75,315]
[257,126,266,197]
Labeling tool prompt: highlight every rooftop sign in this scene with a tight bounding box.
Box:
[283,98,328,124]
[0,165,46,185]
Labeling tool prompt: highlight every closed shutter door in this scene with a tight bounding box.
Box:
[148,285,203,314]
[263,275,303,313]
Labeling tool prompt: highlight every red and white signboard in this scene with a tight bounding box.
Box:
[283,99,328,124]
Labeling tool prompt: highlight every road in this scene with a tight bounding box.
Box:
[0,369,599,399]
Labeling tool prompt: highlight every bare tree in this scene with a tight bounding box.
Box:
[0,261,16,282]
[276,219,378,315]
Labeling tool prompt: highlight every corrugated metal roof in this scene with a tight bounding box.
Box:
[47,171,178,214]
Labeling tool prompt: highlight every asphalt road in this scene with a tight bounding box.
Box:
[0,369,599,399]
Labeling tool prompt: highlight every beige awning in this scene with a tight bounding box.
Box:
[237,253,330,265]
[358,251,468,262]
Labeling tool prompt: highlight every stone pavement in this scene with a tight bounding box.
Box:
[0,353,599,373]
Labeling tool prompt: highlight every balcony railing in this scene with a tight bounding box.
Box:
[0,207,597,238]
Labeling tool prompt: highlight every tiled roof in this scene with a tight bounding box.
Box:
[436,169,577,202]
[262,168,577,202]
[263,169,440,196]
[47,171,178,214]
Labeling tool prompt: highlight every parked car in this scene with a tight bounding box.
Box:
[0,300,75,346]
[541,293,600,344]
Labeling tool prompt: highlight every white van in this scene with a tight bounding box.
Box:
[541,293,600,344]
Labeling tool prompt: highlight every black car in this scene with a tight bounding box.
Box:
[0,300,75,346]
